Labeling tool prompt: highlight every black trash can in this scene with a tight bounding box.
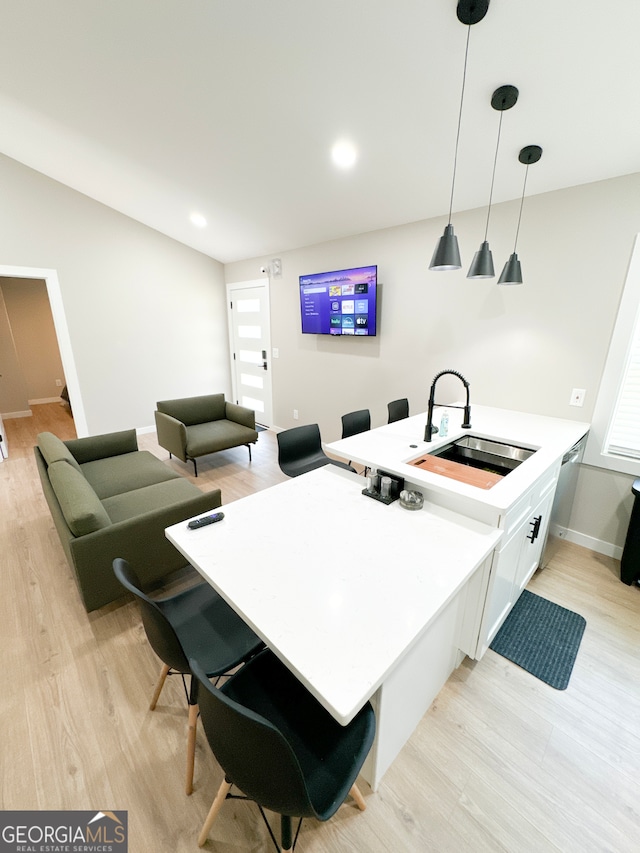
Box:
[620,478,640,585]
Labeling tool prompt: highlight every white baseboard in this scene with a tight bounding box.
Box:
[136,425,156,435]
[29,397,63,405]
[549,522,623,560]
[1,410,32,419]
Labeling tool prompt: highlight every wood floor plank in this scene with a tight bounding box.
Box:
[2,404,640,851]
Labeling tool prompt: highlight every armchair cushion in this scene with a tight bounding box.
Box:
[157,394,226,426]
[186,420,258,457]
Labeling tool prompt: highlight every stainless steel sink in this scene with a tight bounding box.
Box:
[429,434,536,476]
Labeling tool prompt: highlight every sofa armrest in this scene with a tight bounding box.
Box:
[70,488,222,611]
[155,411,188,461]
[225,401,256,431]
[65,429,138,464]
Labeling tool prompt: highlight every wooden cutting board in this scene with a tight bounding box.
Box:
[408,454,503,490]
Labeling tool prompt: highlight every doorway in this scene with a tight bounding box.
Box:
[227,278,273,428]
[0,265,87,437]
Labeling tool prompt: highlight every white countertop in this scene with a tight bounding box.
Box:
[166,464,501,726]
[327,404,590,519]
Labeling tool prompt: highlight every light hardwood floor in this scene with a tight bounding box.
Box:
[2,403,639,852]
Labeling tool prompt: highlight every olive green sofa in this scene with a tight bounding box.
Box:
[154,393,258,476]
[35,429,221,612]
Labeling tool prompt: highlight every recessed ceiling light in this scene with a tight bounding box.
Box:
[190,212,207,228]
[331,140,358,169]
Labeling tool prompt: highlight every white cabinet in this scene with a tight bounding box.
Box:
[480,517,527,652]
[513,485,556,600]
[474,461,560,658]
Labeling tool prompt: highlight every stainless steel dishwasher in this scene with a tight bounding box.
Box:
[541,435,587,566]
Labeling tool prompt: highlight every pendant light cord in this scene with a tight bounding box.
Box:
[483,110,503,241]
[512,162,530,252]
[447,24,471,225]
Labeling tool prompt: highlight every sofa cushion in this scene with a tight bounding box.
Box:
[101,478,206,523]
[157,393,226,426]
[64,429,138,464]
[48,460,112,537]
[185,420,258,457]
[37,432,81,472]
[80,450,179,500]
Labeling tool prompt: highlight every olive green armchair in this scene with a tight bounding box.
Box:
[154,393,258,476]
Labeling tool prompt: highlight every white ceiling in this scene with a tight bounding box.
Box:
[1,0,639,264]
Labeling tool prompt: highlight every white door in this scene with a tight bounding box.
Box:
[227,278,273,428]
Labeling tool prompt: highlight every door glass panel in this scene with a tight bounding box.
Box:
[241,373,264,389]
[237,298,261,313]
[238,325,261,339]
[242,395,265,413]
[239,349,262,364]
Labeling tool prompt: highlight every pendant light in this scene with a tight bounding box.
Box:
[430,0,489,272]
[467,85,518,279]
[498,144,543,285]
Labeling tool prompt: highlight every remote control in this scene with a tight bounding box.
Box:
[187,512,225,529]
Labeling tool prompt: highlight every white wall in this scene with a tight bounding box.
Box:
[225,172,640,556]
[0,153,230,434]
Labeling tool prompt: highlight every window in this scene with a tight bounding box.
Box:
[584,234,640,475]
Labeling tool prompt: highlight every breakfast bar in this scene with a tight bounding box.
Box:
[166,463,501,790]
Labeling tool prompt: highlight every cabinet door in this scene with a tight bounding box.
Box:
[513,490,555,600]
[479,528,525,655]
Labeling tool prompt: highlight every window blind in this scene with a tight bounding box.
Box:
[606,308,640,459]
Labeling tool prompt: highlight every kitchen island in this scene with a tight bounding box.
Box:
[166,404,588,791]
[166,464,501,790]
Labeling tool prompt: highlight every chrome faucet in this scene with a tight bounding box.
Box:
[424,370,472,442]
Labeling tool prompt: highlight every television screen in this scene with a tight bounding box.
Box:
[299,265,378,336]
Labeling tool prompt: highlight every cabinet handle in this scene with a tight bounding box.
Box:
[527,514,542,543]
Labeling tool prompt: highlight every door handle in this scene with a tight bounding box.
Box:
[527,514,542,543]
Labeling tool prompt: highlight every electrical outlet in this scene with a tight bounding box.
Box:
[55,379,63,387]
[271,258,282,278]
[272,347,279,358]
[570,388,586,407]
[293,409,299,420]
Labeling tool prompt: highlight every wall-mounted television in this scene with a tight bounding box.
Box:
[299,265,378,336]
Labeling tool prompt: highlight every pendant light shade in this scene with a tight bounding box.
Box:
[467,241,495,278]
[430,224,462,271]
[497,252,522,284]
[498,144,542,286]
[430,0,489,273]
[467,84,518,280]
